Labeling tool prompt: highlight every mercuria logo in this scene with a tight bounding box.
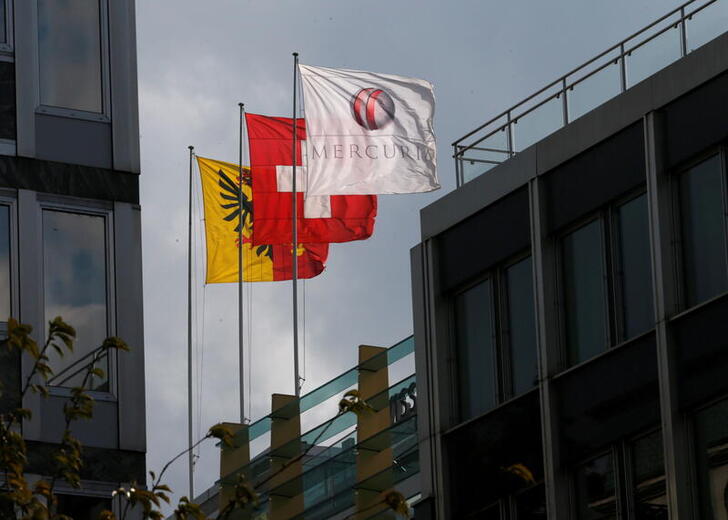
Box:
[351,87,395,131]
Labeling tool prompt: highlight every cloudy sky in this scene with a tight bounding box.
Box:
[135,0,684,510]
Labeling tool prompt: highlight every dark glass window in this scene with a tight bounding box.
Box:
[562,219,608,365]
[694,397,728,519]
[455,280,496,419]
[512,483,547,519]
[38,0,103,113]
[43,210,109,391]
[679,154,728,307]
[630,430,667,518]
[454,255,538,422]
[0,204,9,321]
[56,495,111,520]
[560,192,654,369]
[615,194,654,338]
[0,0,6,44]
[505,257,539,395]
[574,453,618,519]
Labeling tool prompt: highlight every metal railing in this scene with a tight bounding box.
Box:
[453,0,727,186]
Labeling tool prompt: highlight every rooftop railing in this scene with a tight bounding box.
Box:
[452,0,728,187]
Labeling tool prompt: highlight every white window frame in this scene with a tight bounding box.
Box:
[0,0,14,57]
[0,190,17,338]
[35,0,111,122]
[39,197,117,399]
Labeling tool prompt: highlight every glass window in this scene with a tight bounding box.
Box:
[455,280,496,420]
[56,495,111,520]
[630,430,667,518]
[615,194,654,339]
[43,210,108,391]
[562,220,608,366]
[0,0,6,45]
[38,0,103,113]
[694,398,728,519]
[679,154,728,307]
[574,453,618,519]
[505,257,538,396]
[0,204,9,321]
[512,483,547,519]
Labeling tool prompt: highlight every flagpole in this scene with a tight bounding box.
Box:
[291,52,301,397]
[187,144,195,500]
[238,102,247,422]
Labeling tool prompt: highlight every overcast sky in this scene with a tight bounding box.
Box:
[135,0,685,511]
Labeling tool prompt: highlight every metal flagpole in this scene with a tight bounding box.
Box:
[291,52,301,397]
[187,145,195,500]
[238,103,247,422]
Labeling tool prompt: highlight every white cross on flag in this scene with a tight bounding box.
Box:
[299,64,440,196]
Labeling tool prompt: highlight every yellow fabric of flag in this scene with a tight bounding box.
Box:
[197,156,274,283]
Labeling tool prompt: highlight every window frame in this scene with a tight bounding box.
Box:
[38,197,116,398]
[449,249,536,422]
[672,146,728,312]
[35,0,111,122]
[555,187,651,370]
[0,190,17,338]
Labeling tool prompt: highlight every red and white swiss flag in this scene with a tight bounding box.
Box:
[245,113,377,245]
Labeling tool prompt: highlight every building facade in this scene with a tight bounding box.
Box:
[0,0,145,517]
[412,3,728,519]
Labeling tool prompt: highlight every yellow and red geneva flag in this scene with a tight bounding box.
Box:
[196,156,328,283]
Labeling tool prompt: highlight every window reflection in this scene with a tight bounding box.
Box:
[679,154,728,307]
[0,0,6,45]
[455,280,496,420]
[615,194,654,339]
[513,483,547,519]
[694,398,728,519]
[43,210,108,390]
[0,205,9,321]
[505,257,538,396]
[562,220,608,366]
[38,0,103,113]
[631,430,667,518]
[574,453,617,519]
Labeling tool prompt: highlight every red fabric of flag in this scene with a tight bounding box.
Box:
[269,243,328,281]
[246,113,377,245]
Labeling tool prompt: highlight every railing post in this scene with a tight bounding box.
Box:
[679,6,688,57]
[453,144,461,187]
[506,110,515,157]
[561,78,569,126]
[619,43,628,92]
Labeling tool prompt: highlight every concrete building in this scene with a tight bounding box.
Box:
[0,0,145,517]
[411,1,728,518]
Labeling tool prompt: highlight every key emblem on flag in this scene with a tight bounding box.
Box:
[351,87,395,131]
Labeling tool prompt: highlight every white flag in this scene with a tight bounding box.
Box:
[299,64,439,196]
